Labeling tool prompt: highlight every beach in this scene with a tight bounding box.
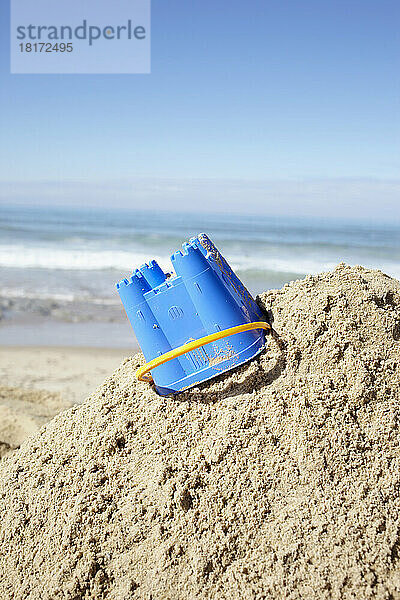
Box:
[1,206,400,597]
[1,206,400,459]
[1,264,399,599]
[0,345,133,458]
[1,0,397,594]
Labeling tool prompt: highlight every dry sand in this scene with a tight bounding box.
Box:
[0,265,400,599]
[0,347,131,458]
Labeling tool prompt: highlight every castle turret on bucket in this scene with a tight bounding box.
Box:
[116,234,269,395]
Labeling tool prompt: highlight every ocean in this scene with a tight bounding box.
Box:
[1,204,400,346]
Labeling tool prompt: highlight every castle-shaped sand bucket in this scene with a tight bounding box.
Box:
[116,233,271,395]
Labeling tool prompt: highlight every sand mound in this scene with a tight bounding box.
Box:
[1,265,400,600]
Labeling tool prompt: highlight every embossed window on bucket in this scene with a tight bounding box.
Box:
[168,306,184,320]
[186,347,209,370]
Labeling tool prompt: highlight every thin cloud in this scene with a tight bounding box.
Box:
[0,177,399,222]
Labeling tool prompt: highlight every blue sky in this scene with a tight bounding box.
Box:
[0,0,399,218]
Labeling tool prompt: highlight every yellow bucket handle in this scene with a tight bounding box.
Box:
[136,320,272,382]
